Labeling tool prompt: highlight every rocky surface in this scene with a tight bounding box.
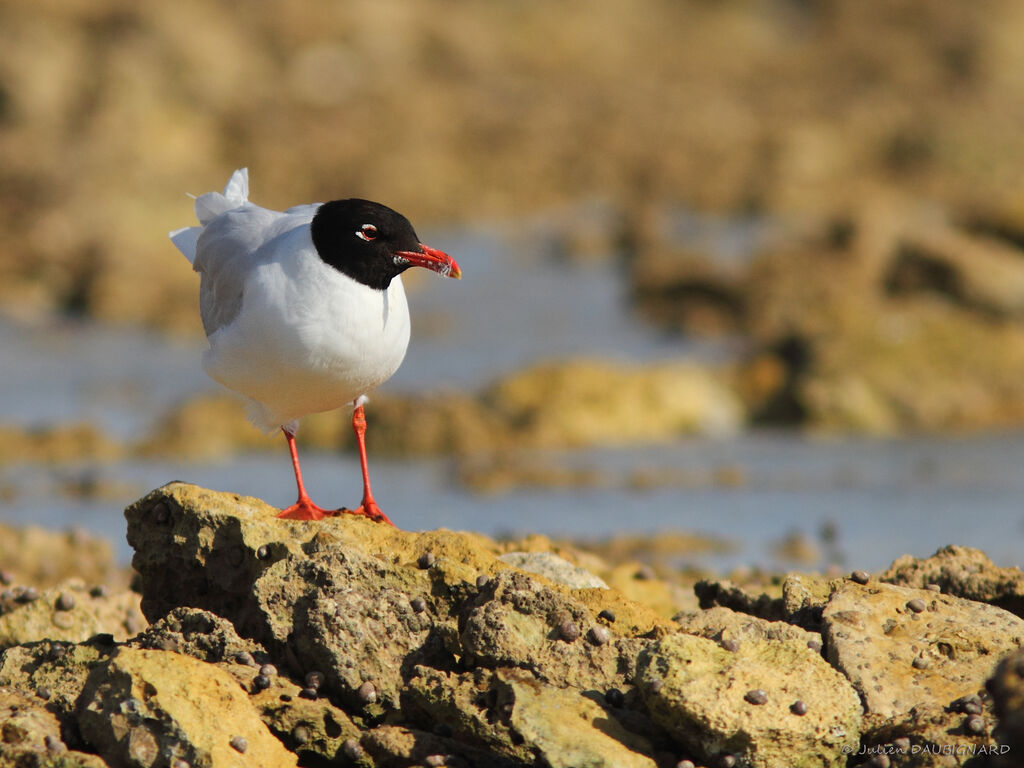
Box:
[638,633,861,768]
[79,647,298,768]
[823,581,1021,735]
[881,545,1024,618]
[1,483,1023,766]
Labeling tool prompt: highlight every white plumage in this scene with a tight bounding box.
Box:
[171,169,411,432]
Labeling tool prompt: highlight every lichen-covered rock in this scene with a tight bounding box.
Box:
[248,671,361,764]
[124,482,663,718]
[0,637,115,743]
[129,607,266,665]
[881,545,1024,618]
[637,633,862,768]
[78,647,297,768]
[603,562,697,618]
[101,482,1024,768]
[823,581,1024,721]
[128,608,363,763]
[266,548,450,711]
[403,666,534,763]
[497,551,609,590]
[674,605,821,649]
[780,573,847,630]
[406,664,674,767]
[0,580,144,650]
[863,703,999,768]
[125,482,494,634]
[459,570,651,693]
[0,686,107,767]
[361,723,529,768]
[498,669,659,768]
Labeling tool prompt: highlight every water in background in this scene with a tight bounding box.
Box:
[2,222,1023,573]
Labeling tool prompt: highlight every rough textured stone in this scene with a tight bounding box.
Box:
[459,570,652,693]
[500,669,658,768]
[125,607,367,762]
[129,607,266,665]
[405,664,671,767]
[781,573,847,630]
[43,482,1004,768]
[126,483,494,630]
[240,660,362,763]
[272,548,449,710]
[498,551,609,590]
[823,581,1024,720]
[863,704,1000,768]
[124,483,668,712]
[881,545,1024,618]
[638,633,862,768]
[0,686,108,767]
[79,647,297,768]
[675,605,821,649]
[362,724,528,768]
[403,666,534,764]
[0,638,114,741]
[603,562,696,619]
[0,580,144,650]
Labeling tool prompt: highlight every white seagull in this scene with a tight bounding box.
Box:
[170,169,461,524]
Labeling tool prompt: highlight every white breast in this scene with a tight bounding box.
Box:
[202,225,411,430]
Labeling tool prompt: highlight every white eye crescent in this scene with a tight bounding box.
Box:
[356,224,378,242]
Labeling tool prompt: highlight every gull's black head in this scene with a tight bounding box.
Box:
[311,199,461,290]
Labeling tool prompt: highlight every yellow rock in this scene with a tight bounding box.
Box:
[487,358,742,447]
[0,580,143,650]
[79,647,297,768]
[502,669,658,768]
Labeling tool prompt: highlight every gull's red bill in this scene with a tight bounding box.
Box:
[395,244,462,279]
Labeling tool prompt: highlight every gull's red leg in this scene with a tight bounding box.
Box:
[343,402,395,526]
[276,427,331,520]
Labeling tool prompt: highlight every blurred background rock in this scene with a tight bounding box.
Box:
[4,0,1024,326]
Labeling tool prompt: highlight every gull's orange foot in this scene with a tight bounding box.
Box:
[276,499,333,521]
[342,500,395,527]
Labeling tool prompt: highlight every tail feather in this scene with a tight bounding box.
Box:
[195,167,249,224]
[169,168,250,262]
[169,226,202,263]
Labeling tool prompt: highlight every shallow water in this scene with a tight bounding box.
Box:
[2,224,1023,574]
[3,431,1023,573]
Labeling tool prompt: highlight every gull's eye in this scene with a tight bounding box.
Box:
[356,223,378,242]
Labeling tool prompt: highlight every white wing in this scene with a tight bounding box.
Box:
[194,204,292,337]
[168,169,319,337]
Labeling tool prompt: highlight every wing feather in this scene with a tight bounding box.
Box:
[193,205,277,336]
[193,204,321,336]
